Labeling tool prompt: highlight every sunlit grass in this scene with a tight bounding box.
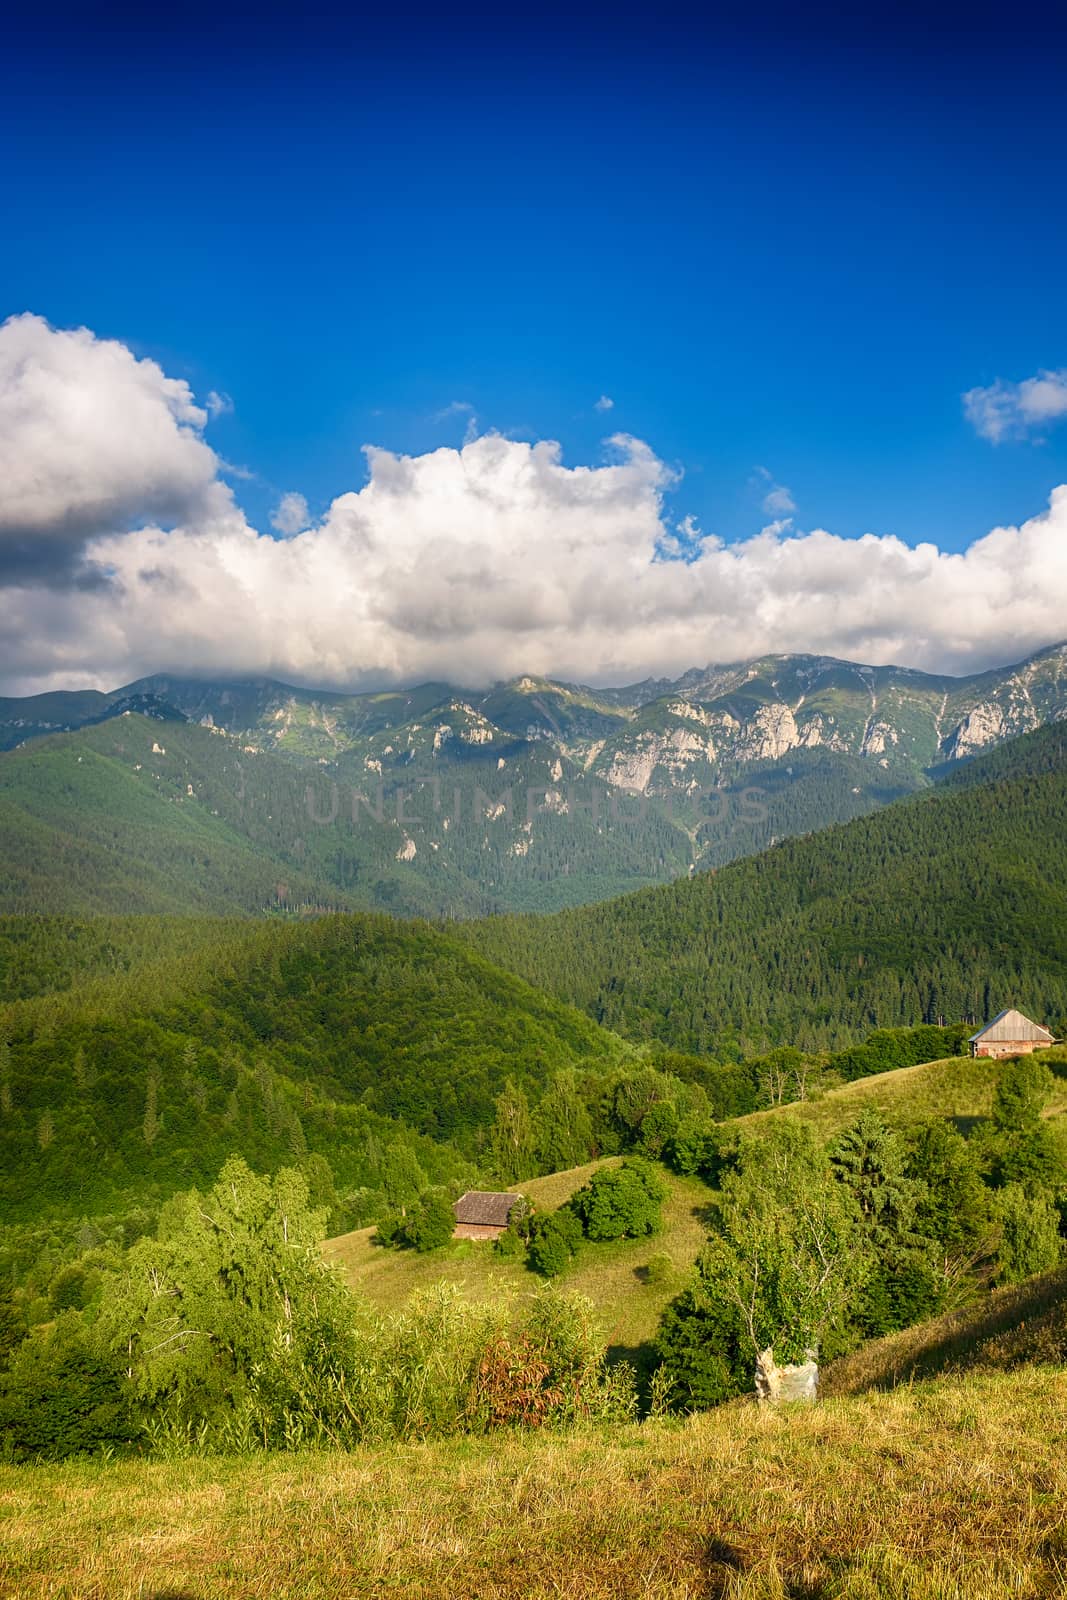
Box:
[730,1053,1067,1140]
[824,1264,1067,1396]
[3,1370,1067,1597]
[324,1159,708,1356]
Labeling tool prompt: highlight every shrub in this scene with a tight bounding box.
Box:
[493,1225,527,1260]
[527,1208,583,1277]
[993,1056,1055,1136]
[569,1158,667,1242]
[0,1313,140,1462]
[373,1209,406,1248]
[655,1284,744,1409]
[996,1184,1062,1284]
[666,1117,723,1179]
[643,1251,675,1286]
[403,1192,455,1253]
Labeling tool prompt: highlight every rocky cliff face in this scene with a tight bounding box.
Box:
[3,643,1066,905]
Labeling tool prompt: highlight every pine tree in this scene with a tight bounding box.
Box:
[142,1071,159,1147]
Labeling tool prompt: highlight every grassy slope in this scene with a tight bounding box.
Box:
[4,1370,1067,1598]
[824,1264,1067,1397]
[325,1160,712,1358]
[324,1054,1067,1364]
[728,1051,1067,1139]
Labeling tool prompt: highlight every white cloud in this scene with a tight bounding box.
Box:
[762,484,796,516]
[270,492,310,535]
[435,400,475,420]
[964,369,1067,442]
[434,400,479,444]
[594,395,614,412]
[206,390,234,418]
[0,312,227,581]
[3,318,1067,696]
[754,465,796,517]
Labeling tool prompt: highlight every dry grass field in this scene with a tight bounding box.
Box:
[3,1369,1066,1598]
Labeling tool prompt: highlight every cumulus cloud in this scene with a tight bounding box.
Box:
[964,369,1067,442]
[0,313,228,582]
[3,317,1067,696]
[270,492,311,535]
[594,394,614,411]
[206,390,234,418]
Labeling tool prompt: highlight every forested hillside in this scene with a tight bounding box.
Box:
[0,915,626,1224]
[0,714,463,918]
[461,757,1067,1055]
[0,711,695,917]
[3,643,1066,919]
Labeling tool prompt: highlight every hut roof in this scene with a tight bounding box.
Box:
[452,1190,520,1228]
[969,1009,1055,1045]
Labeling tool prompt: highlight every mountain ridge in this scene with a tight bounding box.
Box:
[3,642,1066,918]
[5,639,1066,769]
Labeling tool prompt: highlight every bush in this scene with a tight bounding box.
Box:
[403,1192,455,1253]
[0,1313,140,1462]
[996,1184,1062,1284]
[643,1251,675,1286]
[527,1208,583,1277]
[376,1192,456,1252]
[655,1285,744,1408]
[373,1209,406,1248]
[493,1225,527,1260]
[569,1159,667,1242]
[667,1119,728,1181]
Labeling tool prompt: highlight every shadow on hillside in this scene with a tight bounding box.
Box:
[702,1537,836,1600]
[824,1266,1067,1396]
[607,1338,661,1411]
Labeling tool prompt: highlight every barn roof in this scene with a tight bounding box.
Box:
[969,1009,1055,1044]
[452,1191,520,1227]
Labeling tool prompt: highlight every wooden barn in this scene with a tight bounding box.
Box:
[969,1009,1055,1059]
[452,1190,522,1241]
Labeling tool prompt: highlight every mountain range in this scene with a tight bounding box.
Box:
[2,641,1066,916]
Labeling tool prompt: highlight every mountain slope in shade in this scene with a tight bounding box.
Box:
[0,913,625,1222]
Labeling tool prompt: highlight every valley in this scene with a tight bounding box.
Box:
[2,660,1067,1600]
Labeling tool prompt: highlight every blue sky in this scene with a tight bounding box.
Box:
[4,2,1065,554]
[2,4,1067,693]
